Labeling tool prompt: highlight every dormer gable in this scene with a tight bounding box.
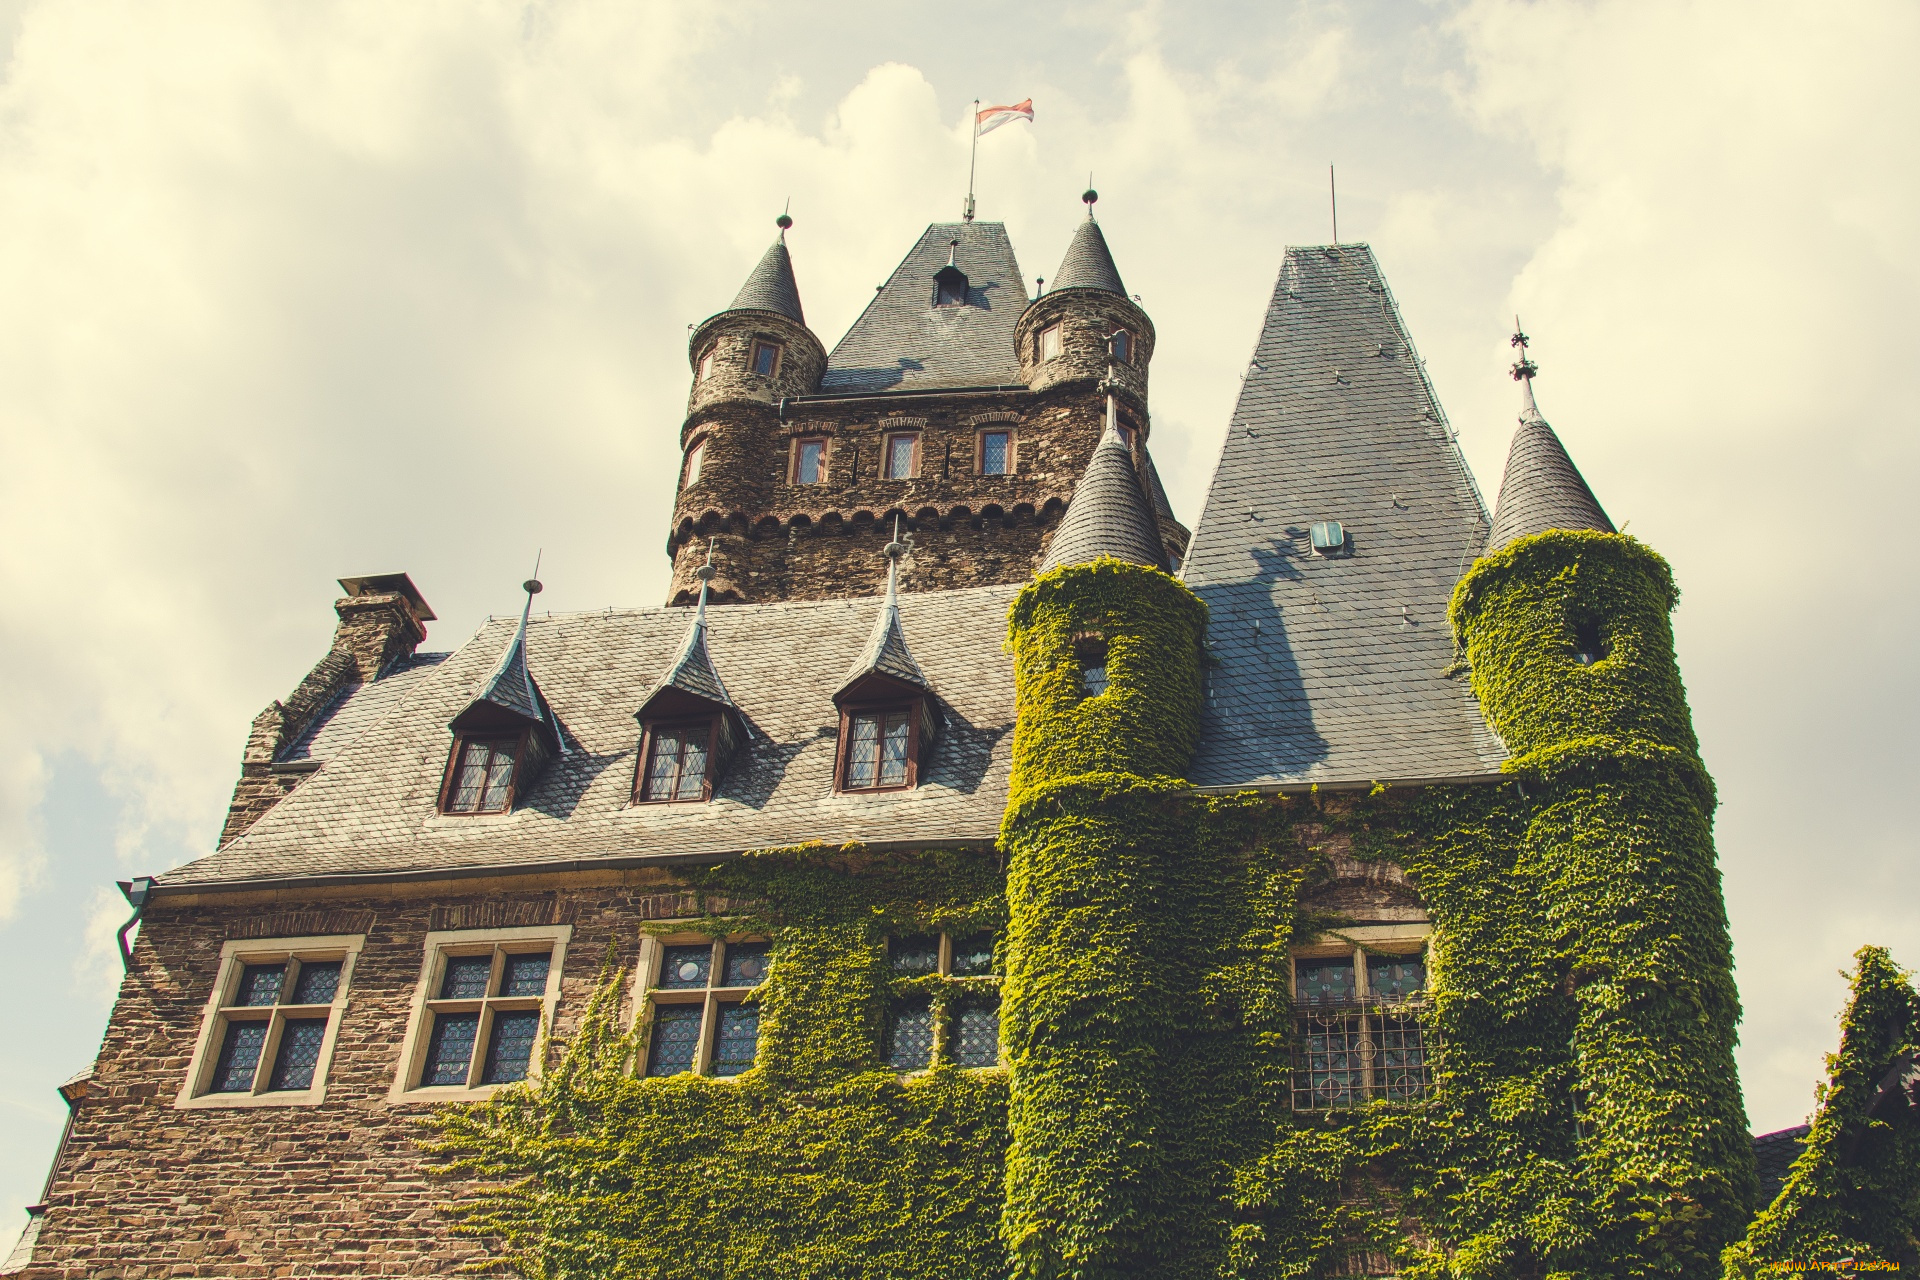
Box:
[833,537,938,791]
[633,562,748,803]
[441,577,564,815]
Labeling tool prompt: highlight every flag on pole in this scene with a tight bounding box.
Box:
[976,99,1034,136]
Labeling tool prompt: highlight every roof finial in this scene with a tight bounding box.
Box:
[947,239,958,267]
[694,536,717,616]
[883,515,906,598]
[1510,317,1543,422]
[1082,176,1098,218]
[523,549,543,598]
[776,199,793,241]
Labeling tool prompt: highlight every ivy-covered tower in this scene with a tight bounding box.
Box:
[1000,422,1216,1277]
[1449,335,1754,1267]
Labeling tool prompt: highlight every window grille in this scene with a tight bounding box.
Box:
[1291,995,1434,1111]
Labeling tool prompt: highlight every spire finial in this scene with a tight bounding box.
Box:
[694,536,717,616]
[1082,177,1098,218]
[776,200,792,240]
[522,549,543,598]
[883,516,906,598]
[1510,317,1543,422]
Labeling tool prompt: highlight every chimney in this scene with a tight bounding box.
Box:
[333,573,435,681]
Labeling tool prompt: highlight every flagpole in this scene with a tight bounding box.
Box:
[964,99,979,222]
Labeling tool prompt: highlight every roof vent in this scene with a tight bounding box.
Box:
[1309,521,1346,554]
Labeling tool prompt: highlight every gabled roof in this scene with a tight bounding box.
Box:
[638,578,744,727]
[452,589,564,753]
[1180,243,1507,788]
[822,222,1028,393]
[725,236,806,325]
[1485,377,1614,551]
[836,546,932,703]
[1039,422,1166,572]
[1049,217,1127,295]
[158,583,1022,889]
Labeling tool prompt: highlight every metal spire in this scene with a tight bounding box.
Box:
[1510,317,1544,423]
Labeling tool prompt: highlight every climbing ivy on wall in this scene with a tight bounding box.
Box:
[1723,946,1920,1276]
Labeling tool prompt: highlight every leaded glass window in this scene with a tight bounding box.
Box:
[642,935,771,1078]
[751,340,781,377]
[1291,945,1433,1111]
[793,437,826,485]
[980,430,1011,475]
[949,933,995,977]
[885,433,918,479]
[190,944,357,1103]
[954,999,1000,1068]
[639,723,713,803]
[445,737,520,814]
[888,1000,934,1071]
[411,945,555,1091]
[845,710,912,790]
[890,935,941,976]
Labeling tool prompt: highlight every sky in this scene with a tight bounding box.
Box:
[1,0,1916,1239]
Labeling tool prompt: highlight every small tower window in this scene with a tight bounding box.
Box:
[1113,423,1133,448]
[979,430,1012,476]
[791,437,828,485]
[696,349,715,382]
[442,737,522,814]
[1110,330,1132,364]
[683,438,706,487]
[1039,325,1063,361]
[884,433,919,480]
[933,265,969,307]
[1075,634,1109,697]
[750,340,783,377]
[1571,618,1608,666]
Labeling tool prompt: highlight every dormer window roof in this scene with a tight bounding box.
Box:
[634,562,749,803]
[933,240,968,307]
[834,535,937,792]
[441,578,564,815]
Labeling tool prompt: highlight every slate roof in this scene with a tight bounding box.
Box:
[838,557,931,699]
[161,584,1021,888]
[1180,243,1507,788]
[724,236,806,326]
[1751,1124,1809,1208]
[458,595,564,751]
[643,590,737,713]
[821,222,1028,394]
[1485,378,1614,550]
[1049,218,1127,295]
[1040,423,1167,572]
[279,653,448,763]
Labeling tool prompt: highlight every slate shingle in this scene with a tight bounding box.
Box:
[1039,424,1166,572]
[1048,218,1127,295]
[1485,380,1614,550]
[725,237,806,326]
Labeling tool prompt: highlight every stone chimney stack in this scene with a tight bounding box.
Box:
[217,573,435,847]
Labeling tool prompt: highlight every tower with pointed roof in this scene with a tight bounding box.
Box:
[665,202,1187,607]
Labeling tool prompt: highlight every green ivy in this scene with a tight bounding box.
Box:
[1722,946,1920,1276]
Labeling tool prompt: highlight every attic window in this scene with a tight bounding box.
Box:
[933,265,969,307]
[1571,618,1609,666]
[636,721,717,803]
[442,737,522,814]
[1309,521,1346,554]
[750,340,782,377]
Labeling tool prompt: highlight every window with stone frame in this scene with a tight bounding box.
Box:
[440,734,527,815]
[790,436,829,486]
[750,339,783,377]
[885,931,1000,1072]
[634,717,719,803]
[639,934,771,1078]
[883,431,919,480]
[177,934,365,1108]
[1038,324,1062,361]
[978,428,1013,476]
[390,925,570,1102]
[1291,931,1434,1112]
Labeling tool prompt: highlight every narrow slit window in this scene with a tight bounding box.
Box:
[884,433,918,480]
[979,430,1011,476]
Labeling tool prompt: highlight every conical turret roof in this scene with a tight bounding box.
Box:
[1049,218,1127,295]
[725,236,806,325]
[1486,372,1613,552]
[640,581,739,718]
[1039,422,1166,573]
[453,584,564,753]
[836,540,932,704]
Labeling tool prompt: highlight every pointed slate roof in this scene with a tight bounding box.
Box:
[1180,243,1507,788]
[639,576,743,724]
[1049,217,1127,295]
[1485,376,1614,551]
[454,587,564,752]
[836,544,932,702]
[821,222,1028,393]
[1039,421,1166,572]
[726,236,806,325]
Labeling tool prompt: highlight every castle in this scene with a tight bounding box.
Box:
[9,192,1815,1277]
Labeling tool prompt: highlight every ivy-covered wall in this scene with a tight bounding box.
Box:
[427,539,1835,1278]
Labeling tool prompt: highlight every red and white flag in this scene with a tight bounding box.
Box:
[976,99,1034,136]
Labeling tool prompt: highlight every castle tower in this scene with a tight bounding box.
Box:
[1448,334,1753,1269]
[667,202,1187,606]
[999,427,1212,1275]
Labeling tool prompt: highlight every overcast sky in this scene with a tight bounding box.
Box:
[1,0,1915,1236]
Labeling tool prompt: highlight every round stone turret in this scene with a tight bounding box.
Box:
[1015,216,1154,403]
[685,234,826,416]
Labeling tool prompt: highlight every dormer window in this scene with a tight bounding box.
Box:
[636,720,718,803]
[1111,330,1132,364]
[839,706,929,791]
[442,736,524,814]
[750,340,782,377]
[1039,324,1063,361]
[933,265,969,307]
